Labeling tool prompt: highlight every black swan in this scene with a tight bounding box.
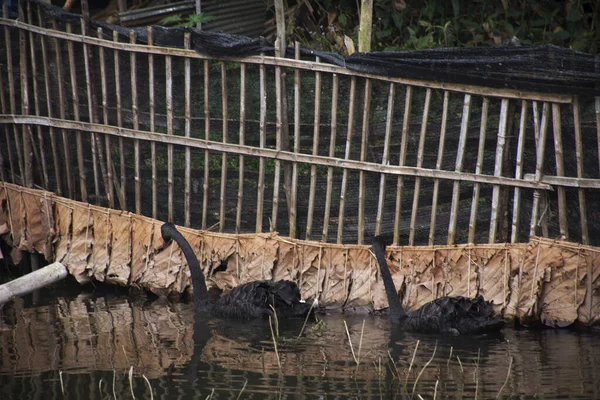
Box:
[372,235,504,335]
[160,223,314,319]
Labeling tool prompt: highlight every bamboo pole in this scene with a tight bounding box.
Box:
[306,56,322,240]
[290,42,301,238]
[148,27,156,218]
[27,2,49,190]
[19,3,33,188]
[184,33,192,227]
[357,78,372,245]
[113,30,126,210]
[358,0,373,52]
[220,61,229,233]
[409,88,431,245]
[236,63,247,233]
[130,31,140,214]
[488,99,510,243]
[529,103,550,236]
[166,53,174,222]
[4,4,25,185]
[510,100,528,243]
[66,23,87,202]
[375,83,395,237]
[256,59,267,232]
[429,91,450,245]
[572,97,588,244]
[447,94,472,245]
[202,60,210,229]
[393,86,413,245]
[97,27,113,208]
[467,97,489,244]
[271,42,282,232]
[532,101,549,237]
[322,74,339,242]
[337,76,357,244]
[51,20,73,198]
[552,103,568,239]
[597,97,600,177]
[0,66,13,183]
[0,262,67,305]
[81,14,101,204]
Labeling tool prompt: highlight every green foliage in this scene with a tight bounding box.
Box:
[159,13,215,28]
[283,0,599,54]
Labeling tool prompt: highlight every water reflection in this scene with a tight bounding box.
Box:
[0,285,599,399]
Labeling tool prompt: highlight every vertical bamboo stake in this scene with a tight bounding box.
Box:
[337,76,356,244]
[447,94,472,245]
[81,15,101,203]
[322,74,339,242]
[97,27,113,208]
[408,88,431,245]
[393,86,413,245]
[130,31,140,214]
[375,83,395,236]
[467,97,489,244]
[66,23,87,201]
[429,91,450,245]
[220,61,229,233]
[4,4,25,184]
[0,67,14,183]
[19,3,32,186]
[52,20,73,198]
[148,27,156,218]
[572,97,588,244]
[27,2,49,189]
[529,103,550,236]
[256,59,267,232]
[510,101,528,243]
[357,78,372,245]
[113,30,126,209]
[597,97,600,177]
[552,103,568,238]
[290,42,301,238]
[488,99,509,243]
[166,54,174,222]
[306,56,322,240]
[531,102,550,237]
[202,60,210,229]
[271,43,283,232]
[183,34,192,227]
[236,63,247,233]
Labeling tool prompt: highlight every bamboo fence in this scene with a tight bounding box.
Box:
[1,0,600,325]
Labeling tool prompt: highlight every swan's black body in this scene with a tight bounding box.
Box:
[372,236,504,335]
[161,223,312,319]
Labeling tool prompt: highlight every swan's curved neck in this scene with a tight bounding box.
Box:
[169,229,210,310]
[372,237,406,321]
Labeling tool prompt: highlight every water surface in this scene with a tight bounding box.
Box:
[0,282,598,399]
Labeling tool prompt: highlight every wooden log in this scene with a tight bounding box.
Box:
[429,91,450,245]
[0,262,67,305]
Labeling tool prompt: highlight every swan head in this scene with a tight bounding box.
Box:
[160,222,178,248]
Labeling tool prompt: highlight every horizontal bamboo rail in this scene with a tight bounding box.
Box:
[1,116,554,191]
[0,17,574,104]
